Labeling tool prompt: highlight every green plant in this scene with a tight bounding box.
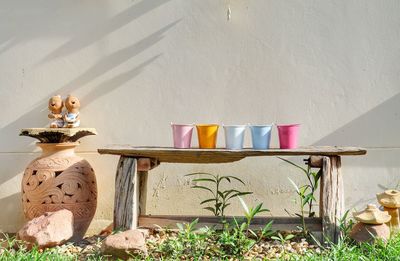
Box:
[278,157,321,218]
[288,177,311,235]
[143,232,400,260]
[177,218,200,232]
[259,220,275,241]
[217,197,272,257]
[271,232,295,245]
[186,172,252,217]
[218,218,255,257]
[270,232,295,256]
[238,196,271,237]
[279,157,321,236]
[155,218,213,259]
[338,209,355,243]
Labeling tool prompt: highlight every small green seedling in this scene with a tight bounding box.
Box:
[186,172,252,217]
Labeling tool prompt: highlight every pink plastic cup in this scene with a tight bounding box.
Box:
[171,123,194,149]
[277,124,300,149]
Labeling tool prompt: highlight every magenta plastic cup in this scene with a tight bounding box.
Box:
[277,124,300,149]
[171,123,194,148]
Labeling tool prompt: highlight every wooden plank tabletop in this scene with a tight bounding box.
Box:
[98,145,367,164]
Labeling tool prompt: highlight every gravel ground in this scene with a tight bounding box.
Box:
[54,235,106,260]
[52,230,320,260]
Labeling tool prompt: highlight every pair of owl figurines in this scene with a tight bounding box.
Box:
[48,95,80,128]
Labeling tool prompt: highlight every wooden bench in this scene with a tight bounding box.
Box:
[98,146,367,243]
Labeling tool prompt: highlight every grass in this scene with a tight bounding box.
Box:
[2,230,400,260]
[289,235,400,261]
[0,247,75,261]
[0,235,104,261]
[0,247,106,261]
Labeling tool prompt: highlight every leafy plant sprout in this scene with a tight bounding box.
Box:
[278,157,321,218]
[238,196,273,241]
[338,209,354,243]
[185,172,252,217]
[278,157,321,236]
[155,218,212,259]
[271,232,295,245]
[217,197,273,257]
[288,177,311,235]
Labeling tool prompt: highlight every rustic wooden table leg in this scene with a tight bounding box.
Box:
[321,156,344,243]
[137,157,159,216]
[138,170,148,215]
[114,156,139,230]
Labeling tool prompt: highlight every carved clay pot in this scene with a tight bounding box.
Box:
[22,142,97,241]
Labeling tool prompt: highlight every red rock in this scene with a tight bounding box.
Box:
[99,223,113,236]
[17,209,74,249]
[101,229,147,259]
[350,222,390,243]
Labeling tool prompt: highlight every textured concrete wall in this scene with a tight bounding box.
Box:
[0,0,399,233]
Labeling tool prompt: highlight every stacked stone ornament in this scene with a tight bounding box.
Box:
[377,190,400,232]
[350,204,391,243]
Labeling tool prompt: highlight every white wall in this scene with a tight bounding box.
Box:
[0,0,399,233]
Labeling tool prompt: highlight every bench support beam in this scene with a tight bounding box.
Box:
[114,157,139,230]
[113,157,153,230]
[321,156,344,243]
[139,170,148,216]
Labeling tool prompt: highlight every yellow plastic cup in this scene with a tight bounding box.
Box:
[196,124,219,149]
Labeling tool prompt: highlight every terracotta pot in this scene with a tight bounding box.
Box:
[22,142,97,241]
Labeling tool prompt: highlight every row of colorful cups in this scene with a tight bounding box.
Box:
[171,123,300,150]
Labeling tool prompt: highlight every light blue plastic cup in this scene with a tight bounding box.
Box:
[223,125,246,150]
[249,124,273,149]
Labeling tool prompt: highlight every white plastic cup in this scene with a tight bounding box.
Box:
[223,125,246,150]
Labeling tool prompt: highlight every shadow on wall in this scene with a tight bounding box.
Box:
[80,54,162,106]
[0,155,33,189]
[314,92,400,166]
[39,0,172,64]
[0,1,179,152]
[0,193,25,232]
[313,92,400,210]
[315,92,400,148]
[0,1,178,232]
[0,0,171,56]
